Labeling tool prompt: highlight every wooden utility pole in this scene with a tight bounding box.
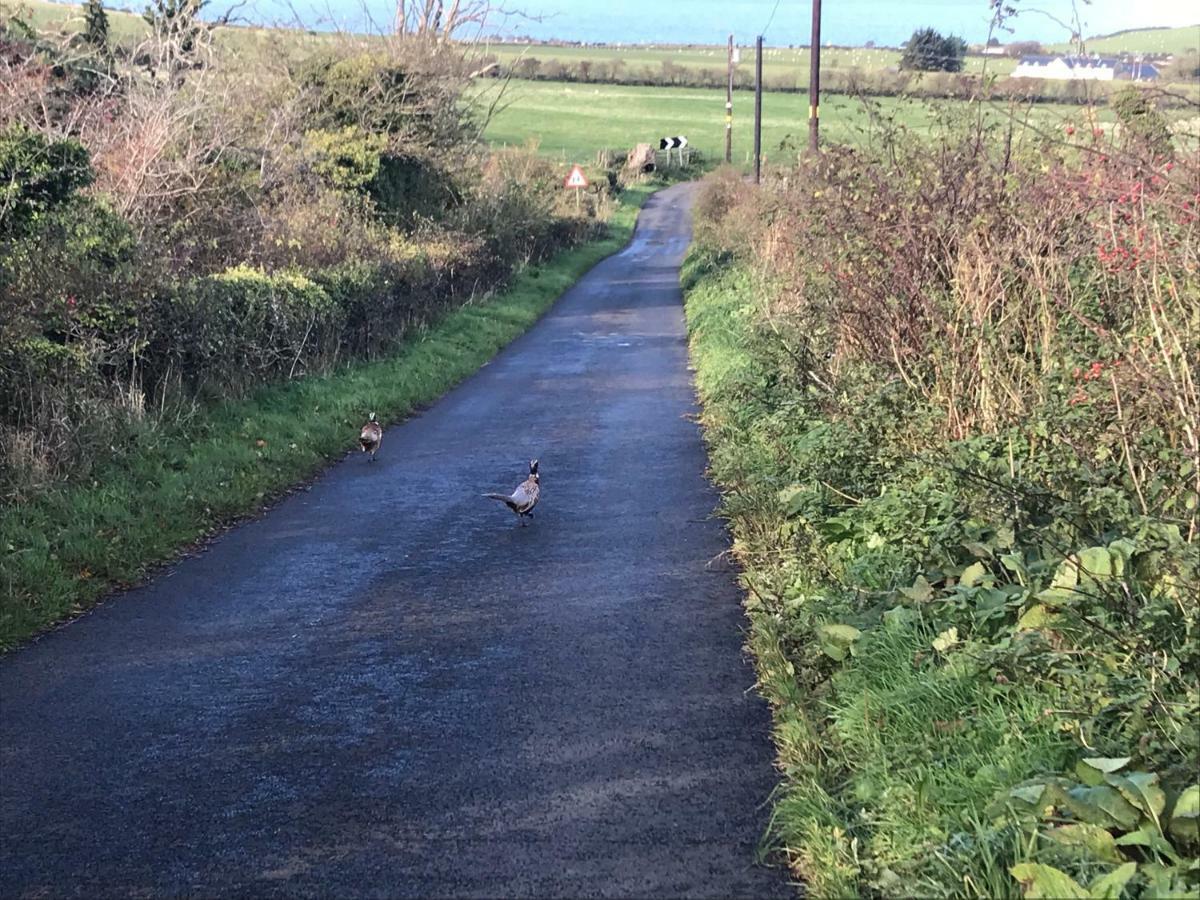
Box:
[809,0,822,152]
[754,35,763,183]
[725,33,734,164]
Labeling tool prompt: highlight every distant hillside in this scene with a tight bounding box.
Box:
[1,0,147,43]
[1,0,339,58]
[1050,24,1199,56]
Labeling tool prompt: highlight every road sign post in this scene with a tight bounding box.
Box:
[658,136,689,167]
[564,164,589,210]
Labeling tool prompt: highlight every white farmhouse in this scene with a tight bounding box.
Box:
[1011,55,1159,81]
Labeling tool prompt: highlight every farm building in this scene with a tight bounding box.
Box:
[1011,55,1160,81]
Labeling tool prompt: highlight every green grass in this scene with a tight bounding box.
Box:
[483,40,1019,80]
[2,0,339,57]
[1051,24,1200,56]
[0,184,656,652]
[683,257,1078,897]
[478,78,1116,161]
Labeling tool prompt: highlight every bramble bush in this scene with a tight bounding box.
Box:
[687,98,1198,896]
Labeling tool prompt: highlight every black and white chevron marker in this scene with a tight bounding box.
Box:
[659,136,689,150]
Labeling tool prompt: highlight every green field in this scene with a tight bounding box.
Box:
[1,0,336,57]
[476,78,1113,162]
[1051,24,1200,55]
[483,40,1019,81]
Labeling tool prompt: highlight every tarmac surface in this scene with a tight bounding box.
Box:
[0,182,791,898]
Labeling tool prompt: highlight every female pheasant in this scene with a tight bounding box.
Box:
[483,459,540,525]
[359,412,382,462]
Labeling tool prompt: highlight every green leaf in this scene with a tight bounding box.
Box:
[1168,784,1199,843]
[881,605,918,630]
[995,524,1015,549]
[817,623,862,645]
[1038,556,1081,604]
[1010,784,1048,806]
[1078,545,1114,580]
[1076,761,1106,787]
[1043,823,1126,863]
[960,561,988,587]
[1139,861,1187,899]
[900,574,934,603]
[1051,557,1080,590]
[1107,538,1136,577]
[777,484,808,517]
[1065,785,1142,830]
[1088,862,1137,899]
[932,626,959,653]
[1105,771,1166,822]
[816,623,862,662]
[1168,784,1199,821]
[1017,603,1055,631]
[1009,863,1089,898]
[1115,825,1181,863]
[1082,757,1132,775]
[1001,553,1028,578]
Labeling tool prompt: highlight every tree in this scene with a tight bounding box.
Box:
[1008,40,1045,58]
[900,27,967,73]
[141,0,209,81]
[84,0,109,49]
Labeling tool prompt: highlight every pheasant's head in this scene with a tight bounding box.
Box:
[368,412,377,422]
[529,458,539,481]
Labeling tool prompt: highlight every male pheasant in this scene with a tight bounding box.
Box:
[359,412,382,462]
[483,459,540,525]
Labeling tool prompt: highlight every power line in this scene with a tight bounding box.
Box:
[760,0,783,39]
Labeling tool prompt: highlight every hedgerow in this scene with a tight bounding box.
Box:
[686,97,1198,897]
[0,14,618,500]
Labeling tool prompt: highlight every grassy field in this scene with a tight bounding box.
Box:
[1051,24,1200,56]
[0,185,655,652]
[476,78,1115,162]
[484,40,1019,80]
[2,0,336,56]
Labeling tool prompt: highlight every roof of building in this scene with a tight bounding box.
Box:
[1017,55,1122,68]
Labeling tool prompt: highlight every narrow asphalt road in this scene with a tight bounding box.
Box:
[0,183,790,898]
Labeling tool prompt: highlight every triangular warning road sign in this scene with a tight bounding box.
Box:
[564,165,589,188]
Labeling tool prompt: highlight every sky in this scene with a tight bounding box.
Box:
[256,0,1200,47]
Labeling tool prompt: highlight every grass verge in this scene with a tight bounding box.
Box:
[683,255,1199,898]
[0,183,657,652]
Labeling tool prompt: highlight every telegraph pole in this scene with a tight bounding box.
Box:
[809,0,822,152]
[725,33,734,164]
[754,35,763,183]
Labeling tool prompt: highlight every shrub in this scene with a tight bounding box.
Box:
[1111,86,1174,158]
[295,51,471,148]
[155,266,344,391]
[0,126,94,237]
[301,126,388,193]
